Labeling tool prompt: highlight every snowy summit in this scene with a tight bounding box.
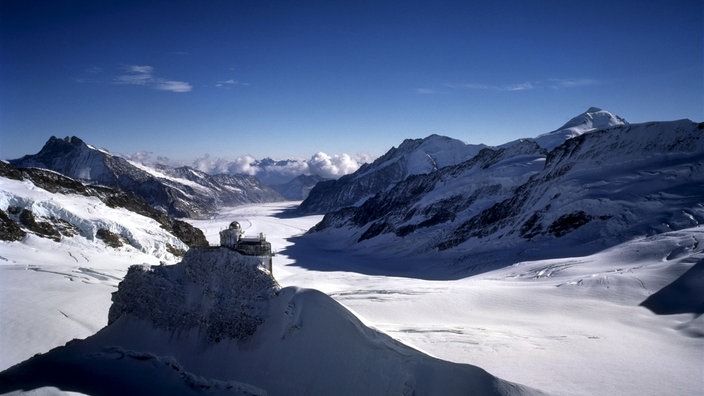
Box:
[533,107,628,151]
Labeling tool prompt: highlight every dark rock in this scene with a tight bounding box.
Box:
[0,209,25,241]
[19,209,61,241]
[96,228,124,248]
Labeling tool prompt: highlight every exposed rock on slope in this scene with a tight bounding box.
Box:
[298,108,625,215]
[0,160,207,249]
[308,117,704,274]
[0,248,542,396]
[10,137,284,218]
[298,134,485,214]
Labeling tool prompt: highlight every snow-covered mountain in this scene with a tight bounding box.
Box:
[307,116,704,275]
[298,108,628,216]
[298,134,486,214]
[0,247,541,396]
[0,160,207,250]
[531,106,628,151]
[10,136,284,218]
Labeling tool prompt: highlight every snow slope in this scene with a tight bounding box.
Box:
[0,174,189,369]
[1,202,702,395]
[1,247,541,396]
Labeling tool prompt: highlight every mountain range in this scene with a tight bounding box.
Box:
[10,136,285,219]
[302,108,704,275]
[298,107,627,215]
[0,160,208,253]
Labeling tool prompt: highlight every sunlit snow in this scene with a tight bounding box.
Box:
[1,202,702,395]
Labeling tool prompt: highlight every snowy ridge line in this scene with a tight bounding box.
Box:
[304,116,704,276]
[10,136,284,219]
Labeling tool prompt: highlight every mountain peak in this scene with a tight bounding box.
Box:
[557,107,627,131]
[534,107,628,151]
[41,135,90,153]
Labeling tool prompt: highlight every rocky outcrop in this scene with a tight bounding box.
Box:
[109,248,279,342]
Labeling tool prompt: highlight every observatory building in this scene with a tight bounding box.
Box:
[219,221,273,273]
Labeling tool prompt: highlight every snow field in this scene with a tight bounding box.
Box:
[199,203,703,396]
[1,201,702,395]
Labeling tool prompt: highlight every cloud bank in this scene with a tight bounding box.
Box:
[123,151,372,185]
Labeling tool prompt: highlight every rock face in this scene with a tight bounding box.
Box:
[109,248,279,342]
[10,137,284,218]
[308,117,704,273]
[0,160,208,249]
[0,247,543,396]
[298,134,486,214]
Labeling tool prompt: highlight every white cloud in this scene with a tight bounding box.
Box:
[547,78,600,89]
[226,155,259,176]
[446,81,535,92]
[123,150,154,163]
[128,65,153,74]
[215,79,250,89]
[505,82,534,91]
[120,150,371,184]
[115,65,192,93]
[308,152,361,179]
[447,78,599,92]
[156,80,193,93]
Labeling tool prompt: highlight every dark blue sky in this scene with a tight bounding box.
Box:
[1,0,702,161]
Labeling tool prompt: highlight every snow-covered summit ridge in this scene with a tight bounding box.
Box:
[11,136,284,218]
[533,107,628,151]
[307,117,704,276]
[298,134,486,213]
[364,133,486,177]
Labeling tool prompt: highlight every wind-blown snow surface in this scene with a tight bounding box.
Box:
[2,203,702,395]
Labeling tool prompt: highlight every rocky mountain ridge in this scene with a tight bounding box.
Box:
[298,134,486,214]
[10,136,284,218]
[308,116,704,274]
[298,108,627,215]
[0,160,208,250]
